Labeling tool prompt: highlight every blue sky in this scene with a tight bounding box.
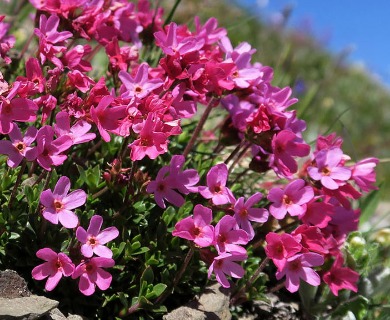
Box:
[239,0,390,87]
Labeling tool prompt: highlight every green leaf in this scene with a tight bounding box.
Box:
[140,266,154,285]
[152,283,167,297]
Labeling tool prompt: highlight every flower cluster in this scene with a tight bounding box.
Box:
[0,0,381,317]
[32,213,118,295]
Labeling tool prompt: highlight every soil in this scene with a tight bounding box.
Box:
[0,269,31,299]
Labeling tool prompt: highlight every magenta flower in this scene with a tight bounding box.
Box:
[268,179,314,220]
[40,176,87,228]
[322,254,359,296]
[54,111,96,145]
[0,124,38,168]
[199,163,235,205]
[118,63,163,99]
[276,252,324,293]
[32,248,74,291]
[76,215,119,258]
[208,252,247,288]
[72,257,115,296]
[233,192,269,240]
[307,147,351,190]
[214,215,249,254]
[35,125,73,171]
[172,204,214,247]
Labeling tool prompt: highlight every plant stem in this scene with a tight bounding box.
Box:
[269,281,286,293]
[230,257,270,305]
[183,99,217,158]
[155,245,195,304]
[164,0,182,26]
[228,143,250,174]
[92,186,109,199]
[8,160,27,209]
[224,139,246,165]
[122,161,137,206]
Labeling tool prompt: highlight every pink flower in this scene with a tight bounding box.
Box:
[34,14,73,68]
[76,215,119,258]
[270,130,310,178]
[208,252,247,288]
[233,192,269,240]
[146,166,184,209]
[32,248,74,291]
[307,147,351,190]
[0,124,38,167]
[199,163,235,205]
[54,111,96,145]
[40,176,86,228]
[35,126,73,170]
[168,155,199,194]
[323,254,359,296]
[118,63,163,99]
[90,95,126,142]
[172,204,214,247]
[147,155,199,208]
[276,253,324,293]
[268,179,314,219]
[128,112,169,161]
[214,215,249,254]
[351,157,379,192]
[154,22,204,56]
[72,257,115,296]
[0,81,38,134]
[265,232,302,270]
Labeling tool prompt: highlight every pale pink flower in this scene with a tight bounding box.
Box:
[118,63,163,99]
[0,124,38,167]
[40,176,86,228]
[276,252,324,293]
[307,147,351,190]
[172,204,214,247]
[32,248,74,291]
[199,163,235,205]
[351,157,379,192]
[268,179,314,219]
[208,252,247,288]
[54,111,96,144]
[232,192,269,240]
[72,257,115,296]
[76,215,119,258]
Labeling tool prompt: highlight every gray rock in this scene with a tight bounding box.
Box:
[163,283,231,320]
[0,295,59,320]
